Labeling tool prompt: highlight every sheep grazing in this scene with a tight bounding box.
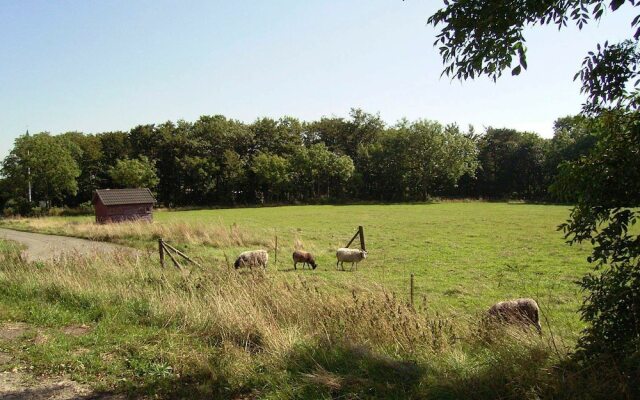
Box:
[234,250,269,269]
[292,250,317,270]
[335,248,367,271]
[488,298,542,333]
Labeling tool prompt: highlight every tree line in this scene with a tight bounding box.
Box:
[0,109,599,213]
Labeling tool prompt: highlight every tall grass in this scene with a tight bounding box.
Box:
[0,240,592,399]
[1,218,269,248]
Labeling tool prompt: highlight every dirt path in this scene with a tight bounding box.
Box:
[0,231,141,398]
[0,370,117,400]
[0,323,125,400]
[0,228,131,262]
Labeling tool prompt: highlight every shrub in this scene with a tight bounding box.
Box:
[2,198,33,217]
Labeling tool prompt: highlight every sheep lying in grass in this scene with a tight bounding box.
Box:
[488,298,542,333]
[292,250,317,270]
[336,248,367,271]
[234,250,269,269]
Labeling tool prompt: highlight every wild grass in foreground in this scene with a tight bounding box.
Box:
[0,240,625,399]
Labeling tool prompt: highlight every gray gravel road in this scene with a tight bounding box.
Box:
[0,228,130,262]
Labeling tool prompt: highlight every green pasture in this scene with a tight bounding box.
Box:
[1,202,592,342]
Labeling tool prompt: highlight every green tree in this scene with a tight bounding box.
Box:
[251,117,303,156]
[109,156,159,189]
[546,115,599,200]
[428,0,640,86]
[404,121,478,200]
[221,150,247,204]
[476,128,549,199]
[251,152,290,202]
[549,115,599,165]
[99,131,130,174]
[129,124,162,161]
[191,115,253,203]
[287,144,355,200]
[356,125,412,201]
[326,152,355,198]
[305,108,384,158]
[358,120,477,201]
[429,0,640,388]
[552,111,640,359]
[58,132,104,204]
[1,133,80,206]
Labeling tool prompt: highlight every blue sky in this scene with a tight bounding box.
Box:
[0,1,636,160]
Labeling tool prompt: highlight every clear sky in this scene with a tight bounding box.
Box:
[0,1,636,160]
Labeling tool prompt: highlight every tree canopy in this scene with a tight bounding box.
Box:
[1,133,80,205]
[0,110,596,213]
[109,156,159,190]
[429,1,640,82]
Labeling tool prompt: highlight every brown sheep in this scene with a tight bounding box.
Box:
[488,298,542,333]
[292,250,317,270]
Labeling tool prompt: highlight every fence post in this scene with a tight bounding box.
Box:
[346,226,361,248]
[358,226,365,251]
[159,239,165,268]
[410,273,414,307]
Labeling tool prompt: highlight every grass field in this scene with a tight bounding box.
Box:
[0,202,605,398]
[0,203,591,341]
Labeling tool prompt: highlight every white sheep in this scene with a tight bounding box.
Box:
[488,298,542,333]
[335,248,367,271]
[234,250,269,269]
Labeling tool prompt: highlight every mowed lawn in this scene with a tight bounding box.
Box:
[1,202,591,342]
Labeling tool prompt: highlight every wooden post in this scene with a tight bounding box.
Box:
[410,273,414,307]
[162,241,202,267]
[358,226,365,251]
[346,228,359,248]
[159,239,165,268]
[274,234,278,265]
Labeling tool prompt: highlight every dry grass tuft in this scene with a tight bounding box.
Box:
[293,237,305,251]
[303,366,343,391]
[2,218,270,249]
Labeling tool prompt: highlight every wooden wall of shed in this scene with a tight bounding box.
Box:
[94,200,153,224]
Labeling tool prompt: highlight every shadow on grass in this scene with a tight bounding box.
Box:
[275,267,316,272]
[113,371,242,400]
[105,341,638,400]
[284,343,424,399]
[110,342,427,399]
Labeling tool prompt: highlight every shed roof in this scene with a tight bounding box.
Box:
[93,188,156,206]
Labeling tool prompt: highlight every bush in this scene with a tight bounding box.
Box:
[2,198,33,217]
[60,201,94,216]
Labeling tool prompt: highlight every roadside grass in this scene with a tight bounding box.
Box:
[0,240,594,398]
[0,203,592,344]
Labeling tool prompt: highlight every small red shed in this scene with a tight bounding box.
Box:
[92,188,156,224]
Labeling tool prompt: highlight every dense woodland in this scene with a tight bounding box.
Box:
[0,109,598,213]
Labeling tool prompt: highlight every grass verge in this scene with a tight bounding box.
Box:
[0,239,621,399]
